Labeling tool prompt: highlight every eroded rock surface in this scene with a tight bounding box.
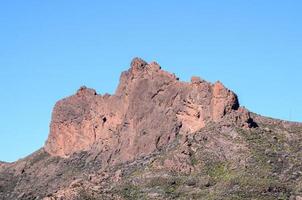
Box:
[45,58,251,165]
[1,58,302,200]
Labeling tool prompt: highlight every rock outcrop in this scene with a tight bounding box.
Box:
[2,58,302,200]
[0,162,7,171]
[45,58,253,165]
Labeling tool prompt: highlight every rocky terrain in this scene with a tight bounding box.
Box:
[0,58,302,200]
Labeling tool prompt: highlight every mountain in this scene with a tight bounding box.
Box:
[0,58,301,200]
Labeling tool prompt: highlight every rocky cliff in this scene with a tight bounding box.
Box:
[45,58,252,162]
[0,58,301,200]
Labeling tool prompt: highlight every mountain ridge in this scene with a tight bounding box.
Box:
[44,57,255,164]
[0,58,302,200]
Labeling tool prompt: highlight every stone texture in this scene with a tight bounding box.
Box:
[1,58,302,200]
[44,58,251,166]
[211,81,239,121]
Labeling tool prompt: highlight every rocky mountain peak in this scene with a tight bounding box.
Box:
[44,58,254,162]
[3,58,302,200]
[76,86,97,97]
[130,57,148,72]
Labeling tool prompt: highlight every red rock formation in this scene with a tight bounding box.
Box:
[211,81,239,121]
[44,58,252,165]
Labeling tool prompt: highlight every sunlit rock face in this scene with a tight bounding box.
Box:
[45,58,250,164]
[4,58,302,200]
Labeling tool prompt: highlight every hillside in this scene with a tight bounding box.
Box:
[0,58,302,200]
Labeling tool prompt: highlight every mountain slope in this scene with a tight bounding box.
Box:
[0,58,301,200]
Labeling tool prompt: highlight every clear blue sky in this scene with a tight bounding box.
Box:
[0,1,301,162]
